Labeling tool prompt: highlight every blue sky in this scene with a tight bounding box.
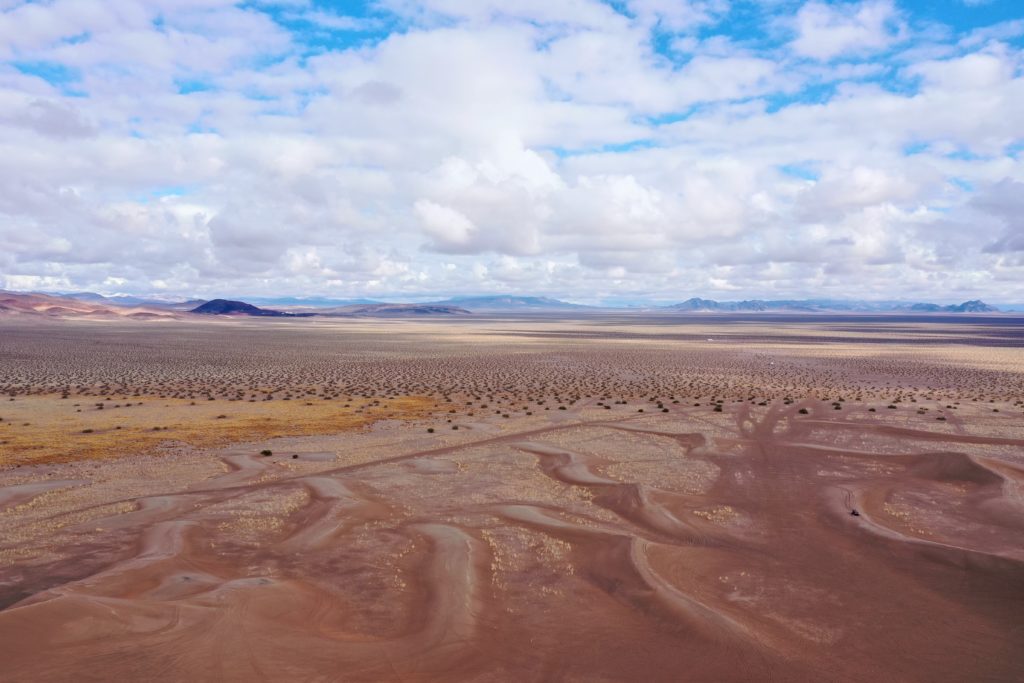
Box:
[0,0,1022,303]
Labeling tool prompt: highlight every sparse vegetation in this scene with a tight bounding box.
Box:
[0,317,1020,465]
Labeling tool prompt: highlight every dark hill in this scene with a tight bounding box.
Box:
[191,299,293,317]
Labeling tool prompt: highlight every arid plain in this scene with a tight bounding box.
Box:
[0,315,1022,682]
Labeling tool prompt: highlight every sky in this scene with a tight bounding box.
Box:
[1,0,1023,304]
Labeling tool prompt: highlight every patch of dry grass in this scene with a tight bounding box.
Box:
[0,394,435,465]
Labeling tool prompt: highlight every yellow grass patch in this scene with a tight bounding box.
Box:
[0,394,436,465]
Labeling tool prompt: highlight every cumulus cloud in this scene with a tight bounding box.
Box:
[0,0,1022,303]
[975,180,1024,255]
[415,200,478,251]
[790,0,904,61]
[627,0,729,32]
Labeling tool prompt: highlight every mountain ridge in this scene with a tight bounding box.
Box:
[662,298,999,313]
[6,290,1009,316]
[191,299,469,318]
[0,291,180,319]
[430,295,593,310]
[311,303,471,316]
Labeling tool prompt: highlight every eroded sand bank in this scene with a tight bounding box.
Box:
[1,400,1022,681]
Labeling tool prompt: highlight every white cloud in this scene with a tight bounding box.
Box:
[0,0,1022,302]
[906,50,1015,90]
[627,0,729,32]
[415,200,478,250]
[790,0,903,61]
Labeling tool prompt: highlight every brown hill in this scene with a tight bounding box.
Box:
[0,291,180,320]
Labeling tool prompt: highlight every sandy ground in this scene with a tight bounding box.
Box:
[0,316,1022,681]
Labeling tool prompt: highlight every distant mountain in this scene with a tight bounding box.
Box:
[664,298,1000,313]
[433,295,592,310]
[0,290,179,320]
[247,296,382,308]
[10,290,1004,317]
[161,299,208,311]
[310,303,471,317]
[191,299,296,317]
[52,292,204,311]
[665,298,816,312]
[55,292,154,306]
[188,299,466,318]
[945,300,998,313]
[902,300,997,313]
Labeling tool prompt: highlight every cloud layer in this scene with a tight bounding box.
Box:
[1,0,1023,303]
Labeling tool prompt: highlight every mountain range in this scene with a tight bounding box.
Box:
[190,299,470,317]
[0,291,181,319]
[663,298,999,313]
[430,296,592,311]
[1,290,1010,318]
[301,303,472,316]
[45,292,205,311]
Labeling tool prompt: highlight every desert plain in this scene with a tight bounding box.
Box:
[0,314,1022,682]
